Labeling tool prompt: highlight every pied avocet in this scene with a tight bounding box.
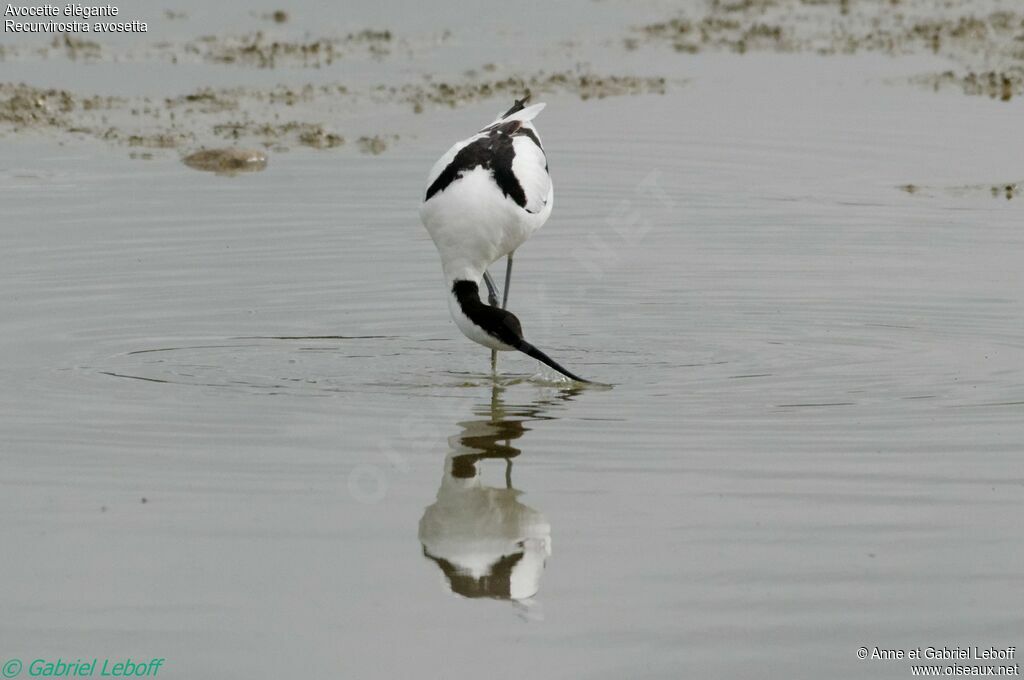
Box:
[419,95,590,383]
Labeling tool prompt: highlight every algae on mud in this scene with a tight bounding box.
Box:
[0,68,669,155]
[631,0,1024,100]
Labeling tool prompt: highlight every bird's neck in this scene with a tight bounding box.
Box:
[446,280,522,351]
[443,263,485,288]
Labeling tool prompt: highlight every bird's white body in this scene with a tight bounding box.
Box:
[417,99,590,382]
[419,102,553,289]
[422,165,551,284]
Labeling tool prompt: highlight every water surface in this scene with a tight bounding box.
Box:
[2,11,1023,679]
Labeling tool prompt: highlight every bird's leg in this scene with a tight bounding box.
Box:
[483,271,502,375]
[501,251,515,309]
[485,271,499,374]
[482,271,499,307]
[489,252,516,378]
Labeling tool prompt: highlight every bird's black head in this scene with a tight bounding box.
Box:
[451,280,591,383]
[452,280,525,348]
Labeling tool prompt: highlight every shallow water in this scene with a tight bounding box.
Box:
[3,12,1024,680]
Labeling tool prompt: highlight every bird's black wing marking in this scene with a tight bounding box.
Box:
[515,126,547,175]
[425,121,539,209]
[518,127,543,152]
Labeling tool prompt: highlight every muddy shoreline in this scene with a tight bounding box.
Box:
[2,0,1021,176]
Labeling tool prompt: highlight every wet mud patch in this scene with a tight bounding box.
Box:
[0,27,398,66]
[914,67,1024,101]
[212,120,345,149]
[0,9,678,156]
[0,82,349,152]
[1,64,670,155]
[51,33,104,61]
[0,83,121,130]
[629,0,1024,100]
[182,148,269,174]
[165,88,243,114]
[0,83,197,147]
[899,181,1022,200]
[356,135,397,155]
[395,70,668,113]
[252,10,290,24]
[184,33,340,68]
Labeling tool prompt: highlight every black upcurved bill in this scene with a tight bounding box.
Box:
[516,341,592,384]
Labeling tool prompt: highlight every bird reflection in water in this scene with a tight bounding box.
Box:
[418,384,580,605]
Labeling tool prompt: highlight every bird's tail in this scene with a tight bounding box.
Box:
[501,93,532,118]
[502,102,546,123]
[489,94,546,126]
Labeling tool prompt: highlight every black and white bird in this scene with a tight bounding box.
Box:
[419,96,590,383]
